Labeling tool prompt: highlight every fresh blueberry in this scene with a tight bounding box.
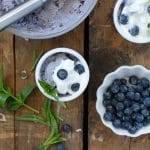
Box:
[116,93,125,101]
[140,104,145,110]
[129,25,139,36]
[119,14,129,25]
[56,143,65,150]
[128,126,138,134]
[106,105,115,113]
[140,78,150,88]
[141,109,149,117]
[111,84,119,94]
[142,90,149,98]
[103,99,111,107]
[71,83,80,92]
[128,86,135,92]
[129,76,138,85]
[123,116,131,122]
[143,116,150,126]
[57,69,68,80]
[104,112,113,121]
[134,122,143,130]
[116,111,124,118]
[134,92,141,101]
[135,113,144,123]
[120,85,128,93]
[112,119,121,128]
[124,108,132,115]
[122,121,131,129]
[147,5,150,14]
[61,124,72,133]
[116,102,124,111]
[143,97,150,106]
[126,92,135,100]
[136,84,143,93]
[124,100,131,107]
[120,79,127,85]
[132,103,140,112]
[74,64,85,74]
[111,99,118,106]
[132,113,137,120]
[103,92,111,99]
[113,79,121,85]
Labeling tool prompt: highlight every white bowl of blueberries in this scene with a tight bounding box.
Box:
[35,48,90,102]
[96,65,150,137]
[113,0,150,43]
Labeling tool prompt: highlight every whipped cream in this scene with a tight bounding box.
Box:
[119,0,150,38]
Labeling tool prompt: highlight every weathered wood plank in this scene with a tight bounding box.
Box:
[0,31,15,150]
[89,0,131,150]
[14,24,84,150]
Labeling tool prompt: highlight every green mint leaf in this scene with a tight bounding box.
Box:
[6,97,23,111]
[31,50,44,72]
[20,85,36,102]
[148,23,150,28]
[0,93,10,108]
[17,115,48,126]
[39,81,58,101]
[0,64,4,91]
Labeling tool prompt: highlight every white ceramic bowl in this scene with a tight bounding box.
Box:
[8,0,97,39]
[96,65,150,137]
[113,0,150,43]
[35,48,90,102]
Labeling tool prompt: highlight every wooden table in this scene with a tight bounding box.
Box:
[1,0,150,150]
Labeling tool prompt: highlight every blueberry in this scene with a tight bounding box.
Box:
[112,119,121,128]
[134,92,141,101]
[128,126,138,134]
[61,124,72,133]
[136,84,143,93]
[141,109,149,117]
[134,122,143,130]
[127,92,135,100]
[132,103,140,112]
[129,25,139,36]
[124,100,131,107]
[106,105,115,113]
[124,108,132,115]
[57,69,68,80]
[132,113,137,120]
[116,93,125,101]
[104,112,113,121]
[122,121,131,129]
[135,113,144,123]
[111,99,118,106]
[147,5,150,14]
[71,83,80,92]
[119,14,129,25]
[128,86,135,92]
[143,116,150,126]
[111,84,119,94]
[74,64,85,74]
[120,85,128,93]
[113,79,121,85]
[140,104,145,110]
[103,92,111,99]
[116,111,124,118]
[140,78,150,88]
[129,76,138,85]
[142,90,149,98]
[120,79,127,85]
[116,102,124,111]
[123,116,131,122]
[56,143,65,150]
[143,97,150,106]
[103,99,111,107]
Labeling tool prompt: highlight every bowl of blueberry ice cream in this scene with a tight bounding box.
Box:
[35,48,90,102]
[0,0,97,39]
[96,65,150,137]
[113,0,150,43]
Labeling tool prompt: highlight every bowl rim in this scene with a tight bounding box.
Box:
[113,0,150,44]
[8,0,97,39]
[35,47,90,102]
[96,65,150,137]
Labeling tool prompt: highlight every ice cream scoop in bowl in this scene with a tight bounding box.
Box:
[35,48,90,102]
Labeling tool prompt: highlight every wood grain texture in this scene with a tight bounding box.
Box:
[14,24,84,150]
[0,31,15,150]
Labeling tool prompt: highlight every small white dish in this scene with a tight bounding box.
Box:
[96,65,150,137]
[35,48,90,102]
[113,0,150,43]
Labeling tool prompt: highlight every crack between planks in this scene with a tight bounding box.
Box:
[83,17,89,150]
